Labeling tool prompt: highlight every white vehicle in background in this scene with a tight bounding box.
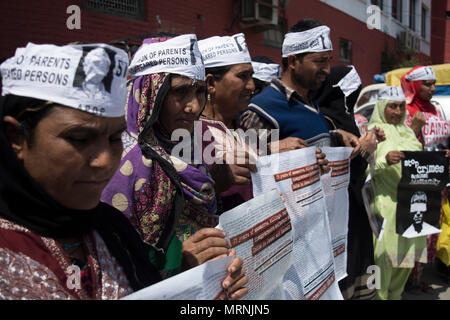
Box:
[431,95,450,120]
[355,83,386,110]
[354,84,386,134]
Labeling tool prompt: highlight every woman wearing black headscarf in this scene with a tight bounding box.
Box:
[314,65,382,300]
[0,42,246,300]
[0,93,163,299]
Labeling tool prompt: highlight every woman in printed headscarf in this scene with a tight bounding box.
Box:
[314,65,381,300]
[0,41,247,300]
[401,65,450,294]
[198,34,329,214]
[0,43,163,299]
[367,86,426,300]
[101,35,248,298]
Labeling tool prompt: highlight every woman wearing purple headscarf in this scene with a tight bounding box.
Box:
[101,35,247,299]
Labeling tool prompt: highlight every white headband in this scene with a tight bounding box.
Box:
[1,42,129,117]
[282,26,333,58]
[378,86,405,101]
[198,33,252,68]
[251,61,281,82]
[128,34,205,81]
[334,66,361,97]
[405,66,436,82]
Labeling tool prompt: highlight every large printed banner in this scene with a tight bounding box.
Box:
[251,147,345,300]
[396,151,448,238]
[421,113,450,149]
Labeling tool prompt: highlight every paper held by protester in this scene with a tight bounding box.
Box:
[0,42,129,117]
[320,147,353,281]
[396,151,449,239]
[362,175,386,240]
[217,189,293,300]
[121,256,234,300]
[251,147,343,300]
[128,34,205,81]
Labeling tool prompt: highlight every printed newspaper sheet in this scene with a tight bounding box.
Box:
[217,189,293,300]
[121,256,234,300]
[320,147,353,281]
[252,147,343,300]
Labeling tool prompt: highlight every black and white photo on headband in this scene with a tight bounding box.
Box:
[73,45,124,100]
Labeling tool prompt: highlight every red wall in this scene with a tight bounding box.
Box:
[0,0,436,88]
[445,0,450,62]
[431,0,446,64]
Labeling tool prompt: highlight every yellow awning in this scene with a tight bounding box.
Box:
[385,64,450,86]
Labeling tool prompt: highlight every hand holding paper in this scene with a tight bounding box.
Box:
[181,228,230,270]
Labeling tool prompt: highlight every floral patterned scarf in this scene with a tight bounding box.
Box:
[102,72,218,252]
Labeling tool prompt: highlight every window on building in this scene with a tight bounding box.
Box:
[392,0,402,22]
[263,18,286,49]
[339,38,352,63]
[421,5,428,38]
[410,0,416,31]
[82,0,145,21]
[371,0,383,10]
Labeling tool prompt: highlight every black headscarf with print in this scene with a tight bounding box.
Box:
[0,94,161,291]
[314,65,362,137]
[314,66,375,295]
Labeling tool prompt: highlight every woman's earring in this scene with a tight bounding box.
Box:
[207,93,211,102]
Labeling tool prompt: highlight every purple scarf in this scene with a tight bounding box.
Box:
[102,72,217,249]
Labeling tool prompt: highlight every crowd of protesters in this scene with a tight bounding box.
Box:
[0,16,449,300]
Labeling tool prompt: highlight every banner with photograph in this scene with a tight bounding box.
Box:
[396,151,448,238]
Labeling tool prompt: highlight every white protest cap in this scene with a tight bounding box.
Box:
[1,42,129,117]
[128,34,205,81]
[378,86,406,101]
[282,25,333,58]
[405,66,436,82]
[251,61,281,82]
[198,33,252,68]
[334,65,361,97]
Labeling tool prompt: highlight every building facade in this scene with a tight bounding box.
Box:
[0,0,445,87]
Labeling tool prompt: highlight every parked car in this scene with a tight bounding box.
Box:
[355,83,386,109]
[431,96,450,120]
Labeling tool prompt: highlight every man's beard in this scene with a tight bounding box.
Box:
[413,220,423,233]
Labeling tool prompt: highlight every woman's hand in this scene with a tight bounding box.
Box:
[372,126,386,142]
[181,229,248,299]
[411,111,426,136]
[386,151,404,165]
[444,149,450,158]
[269,137,308,154]
[359,130,378,154]
[210,147,257,193]
[181,228,230,271]
[221,251,248,300]
[225,148,257,185]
